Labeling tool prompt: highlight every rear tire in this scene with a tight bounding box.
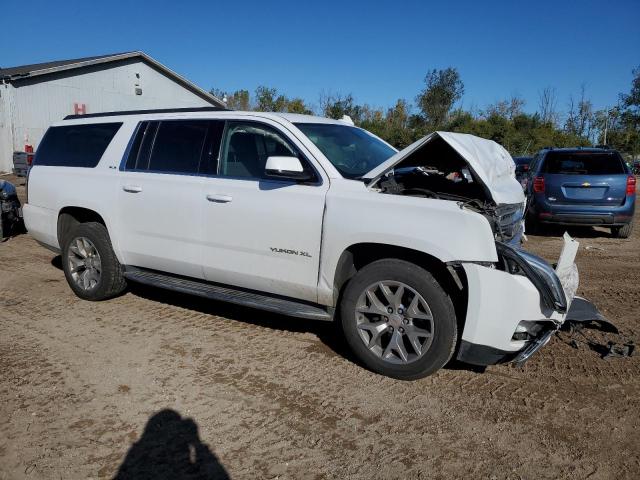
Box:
[612,222,633,239]
[525,212,542,235]
[339,259,457,380]
[61,222,126,300]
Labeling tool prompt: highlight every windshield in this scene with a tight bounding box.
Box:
[543,151,626,175]
[295,123,396,179]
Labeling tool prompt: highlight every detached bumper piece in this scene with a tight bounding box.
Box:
[564,296,617,333]
[512,328,556,366]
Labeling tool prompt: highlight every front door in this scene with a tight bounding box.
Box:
[201,120,328,302]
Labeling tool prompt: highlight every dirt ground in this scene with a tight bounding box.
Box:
[1,173,638,479]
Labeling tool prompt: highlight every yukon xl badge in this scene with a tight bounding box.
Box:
[270,247,312,258]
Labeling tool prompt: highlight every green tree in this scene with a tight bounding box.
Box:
[416,68,464,129]
[285,97,313,115]
[209,88,250,110]
[605,66,640,157]
[321,92,362,121]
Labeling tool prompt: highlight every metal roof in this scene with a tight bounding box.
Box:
[0,51,224,107]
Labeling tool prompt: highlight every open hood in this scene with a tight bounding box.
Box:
[363,131,525,205]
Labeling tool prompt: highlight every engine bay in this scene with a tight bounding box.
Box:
[372,135,524,245]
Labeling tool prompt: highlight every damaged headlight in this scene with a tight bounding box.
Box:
[495,242,567,313]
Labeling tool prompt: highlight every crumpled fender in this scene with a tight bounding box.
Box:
[317,180,498,305]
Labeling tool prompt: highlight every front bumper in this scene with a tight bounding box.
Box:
[456,234,579,366]
[458,327,556,366]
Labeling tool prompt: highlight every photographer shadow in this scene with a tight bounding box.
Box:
[114,409,229,480]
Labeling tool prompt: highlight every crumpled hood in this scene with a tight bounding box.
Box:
[363,131,525,205]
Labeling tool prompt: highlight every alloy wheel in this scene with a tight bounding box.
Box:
[355,281,434,364]
[67,236,102,291]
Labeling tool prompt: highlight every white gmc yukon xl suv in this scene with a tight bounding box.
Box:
[24,107,582,379]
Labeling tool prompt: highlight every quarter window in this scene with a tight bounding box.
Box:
[35,123,122,168]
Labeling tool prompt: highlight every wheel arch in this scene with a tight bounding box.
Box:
[57,206,108,246]
[332,242,468,335]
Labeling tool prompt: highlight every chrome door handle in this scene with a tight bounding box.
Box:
[123,185,143,193]
[206,194,232,203]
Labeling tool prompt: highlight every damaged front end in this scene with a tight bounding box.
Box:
[364,132,603,367]
[454,232,581,367]
[367,131,527,247]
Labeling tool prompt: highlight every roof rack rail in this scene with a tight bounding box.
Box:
[542,146,554,150]
[594,144,611,149]
[64,106,230,120]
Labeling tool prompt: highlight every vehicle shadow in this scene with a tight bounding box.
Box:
[49,256,486,376]
[529,224,615,239]
[51,255,63,269]
[126,281,355,362]
[113,409,229,480]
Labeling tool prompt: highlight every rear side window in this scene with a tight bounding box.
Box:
[35,123,122,168]
[124,120,224,175]
[543,151,626,175]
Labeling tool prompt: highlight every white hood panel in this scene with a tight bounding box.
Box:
[364,131,525,205]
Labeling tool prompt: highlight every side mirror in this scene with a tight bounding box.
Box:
[264,156,313,182]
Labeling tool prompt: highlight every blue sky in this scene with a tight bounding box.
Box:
[3,0,639,115]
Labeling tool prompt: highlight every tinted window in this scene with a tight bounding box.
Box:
[543,151,626,175]
[148,121,208,173]
[198,121,225,175]
[35,123,122,167]
[295,123,396,179]
[125,121,159,170]
[220,122,306,179]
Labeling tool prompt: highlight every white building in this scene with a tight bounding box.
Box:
[0,51,224,172]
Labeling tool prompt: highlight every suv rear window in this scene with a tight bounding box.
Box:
[34,123,122,168]
[542,151,626,175]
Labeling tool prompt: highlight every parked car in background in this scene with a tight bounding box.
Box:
[0,179,22,240]
[525,147,636,238]
[513,156,533,186]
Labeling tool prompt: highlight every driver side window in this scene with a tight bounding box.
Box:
[219,122,299,179]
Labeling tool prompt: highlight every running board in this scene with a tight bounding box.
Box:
[123,267,333,321]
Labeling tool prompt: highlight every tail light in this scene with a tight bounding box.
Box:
[627,176,636,196]
[533,176,545,193]
[25,144,34,166]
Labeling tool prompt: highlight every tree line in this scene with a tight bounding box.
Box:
[211,66,640,159]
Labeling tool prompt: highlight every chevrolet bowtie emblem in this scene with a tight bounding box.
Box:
[582,182,591,187]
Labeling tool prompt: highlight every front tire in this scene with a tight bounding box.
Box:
[340,259,457,380]
[62,222,126,300]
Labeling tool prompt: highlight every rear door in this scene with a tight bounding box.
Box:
[116,119,223,278]
[541,151,629,206]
